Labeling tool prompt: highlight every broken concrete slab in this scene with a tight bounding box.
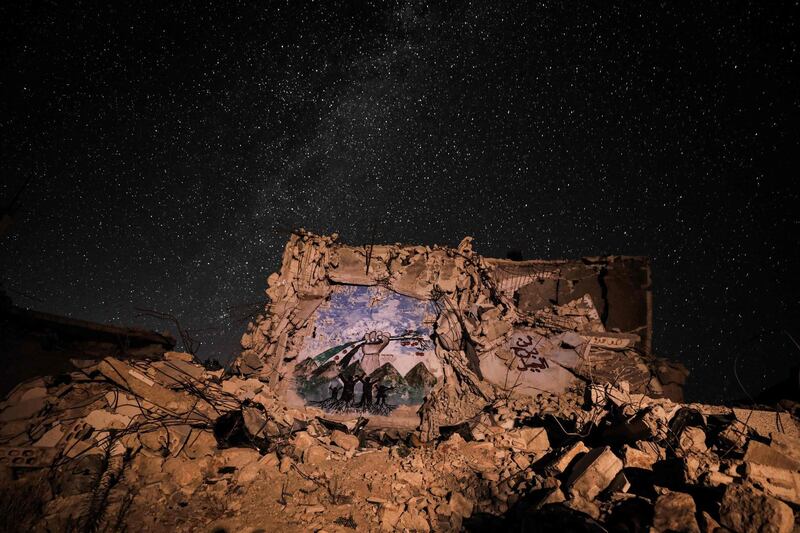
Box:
[733,408,800,440]
[745,462,800,505]
[564,494,601,520]
[149,360,205,388]
[378,501,405,530]
[98,357,211,417]
[390,254,434,300]
[328,247,381,286]
[105,391,145,418]
[544,441,589,476]
[302,445,328,465]
[220,447,261,470]
[744,440,800,471]
[292,431,316,456]
[607,471,631,494]
[84,409,132,430]
[397,508,431,532]
[565,446,623,501]
[182,429,218,459]
[504,426,550,454]
[621,444,658,470]
[701,470,738,489]
[604,404,671,443]
[3,377,48,406]
[768,432,800,465]
[587,382,633,409]
[242,405,268,438]
[237,350,264,377]
[20,385,48,402]
[718,418,749,450]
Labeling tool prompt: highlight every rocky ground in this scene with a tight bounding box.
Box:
[0,352,798,532]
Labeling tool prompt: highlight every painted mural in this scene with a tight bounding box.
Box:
[292,285,440,416]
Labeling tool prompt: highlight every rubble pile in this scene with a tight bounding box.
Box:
[0,231,797,531]
[0,353,798,531]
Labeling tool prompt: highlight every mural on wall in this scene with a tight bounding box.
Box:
[292,285,440,416]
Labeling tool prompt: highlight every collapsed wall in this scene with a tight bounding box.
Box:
[235,231,688,438]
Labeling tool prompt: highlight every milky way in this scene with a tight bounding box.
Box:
[1,2,798,402]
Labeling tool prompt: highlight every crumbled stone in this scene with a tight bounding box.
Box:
[220,447,261,469]
[719,483,794,533]
[565,446,623,501]
[398,508,430,532]
[330,430,359,451]
[678,426,707,455]
[449,492,474,518]
[378,502,404,530]
[652,492,700,533]
[293,431,316,456]
[164,351,194,362]
[621,444,657,470]
[162,457,204,491]
[718,419,749,450]
[279,455,293,473]
[259,452,279,468]
[0,397,47,421]
[303,445,328,465]
[236,461,263,485]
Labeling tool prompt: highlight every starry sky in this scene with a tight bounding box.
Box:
[1,1,798,403]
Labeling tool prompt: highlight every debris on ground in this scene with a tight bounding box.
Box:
[0,231,797,532]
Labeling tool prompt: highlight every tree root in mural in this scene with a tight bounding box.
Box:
[313,398,397,416]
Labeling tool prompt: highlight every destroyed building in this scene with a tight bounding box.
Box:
[235,231,687,436]
[0,231,797,532]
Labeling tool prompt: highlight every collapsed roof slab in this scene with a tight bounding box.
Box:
[486,256,652,355]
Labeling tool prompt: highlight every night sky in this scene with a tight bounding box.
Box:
[1,2,798,403]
